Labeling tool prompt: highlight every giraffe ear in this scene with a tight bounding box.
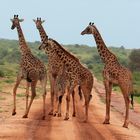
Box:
[41,20,45,23]
[19,19,24,22]
[10,19,13,22]
[33,19,36,22]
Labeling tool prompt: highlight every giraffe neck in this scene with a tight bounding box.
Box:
[93,26,117,63]
[38,25,48,42]
[50,39,79,62]
[16,24,31,54]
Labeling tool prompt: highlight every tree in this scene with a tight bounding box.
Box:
[129,49,140,71]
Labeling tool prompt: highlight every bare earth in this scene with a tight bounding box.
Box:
[0,79,140,140]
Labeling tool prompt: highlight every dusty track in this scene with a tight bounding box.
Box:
[0,81,140,140]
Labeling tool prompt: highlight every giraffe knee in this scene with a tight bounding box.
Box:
[31,93,36,99]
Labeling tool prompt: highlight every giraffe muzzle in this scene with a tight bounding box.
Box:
[81,31,85,35]
[11,25,15,30]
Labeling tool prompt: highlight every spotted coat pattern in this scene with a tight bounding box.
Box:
[81,23,133,128]
[11,15,47,119]
[39,38,93,121]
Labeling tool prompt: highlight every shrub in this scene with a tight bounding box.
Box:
[0,70,4,77]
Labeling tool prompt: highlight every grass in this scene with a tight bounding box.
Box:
[0,97,6,100]
[4,79,14,84]
[16,93,26,98]
[134,97,140,104]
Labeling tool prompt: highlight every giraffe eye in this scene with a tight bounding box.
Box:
[87,28,90,32]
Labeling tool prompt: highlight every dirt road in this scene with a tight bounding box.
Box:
[0,81,140,140]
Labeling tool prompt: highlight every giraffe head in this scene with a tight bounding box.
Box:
[33,17,45,29]
[10,15,24,30]
[81,22,96,35]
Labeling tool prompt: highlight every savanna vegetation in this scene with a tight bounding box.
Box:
[0,39,139,102]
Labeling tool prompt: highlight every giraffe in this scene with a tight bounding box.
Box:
[39,38,93,122]
[33,17,61,115]
[81,22,133,128]
[33,18,82,117]
[10,15,47,119]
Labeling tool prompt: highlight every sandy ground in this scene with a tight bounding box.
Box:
[0,80,140,140]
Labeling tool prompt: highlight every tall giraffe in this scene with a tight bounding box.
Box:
[81,22,133,128]
[39,38,93,122]
[10,15,47,119]
[33,17,60,115]
[33,18,81,117]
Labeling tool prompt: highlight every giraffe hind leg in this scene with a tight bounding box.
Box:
[122,87,130,128]
[40,76,47,120]
[81,84,93,123]
[23,81,37,118]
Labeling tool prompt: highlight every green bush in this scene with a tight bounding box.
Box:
[0,70,4,77]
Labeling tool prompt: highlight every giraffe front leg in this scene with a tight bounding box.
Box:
[64,91,70,120]
[48,75,55,115]
[40,77,47,120]
[48,91,54,115]
[25,82,30,111]
[72,90,76,117]
[103,81,112,124]
[57,95,63,117]
[83,99,89,123]
[12,75,22,116]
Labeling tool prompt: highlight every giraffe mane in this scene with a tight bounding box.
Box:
[49,39,79,62]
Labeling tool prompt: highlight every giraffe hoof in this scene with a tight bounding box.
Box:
[53,113,56,117]
[64,116,69,120]
[72,113,76,117]
[123,122,129,128]
[82,119,87,123]
[57,113,62,117]
[22,115,28,118]
[53,111,57,116]
[12,112,16,116]
[123,124,128,128]
[103,120,110,124]
[48,111,53,115]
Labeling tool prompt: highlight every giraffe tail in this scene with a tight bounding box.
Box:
[129,81,134,109]
[130,92,134,109]
[78,86,83,100]
[27,73,32,82]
